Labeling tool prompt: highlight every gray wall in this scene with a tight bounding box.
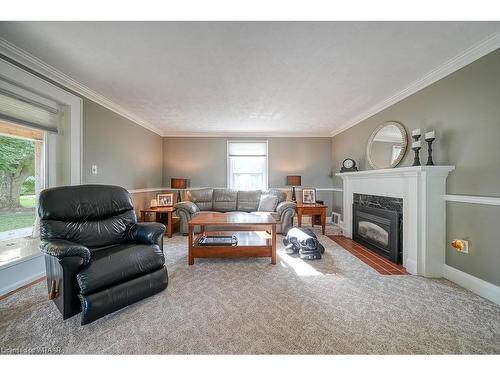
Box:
[331,50,500,285]
[163,137,334,213]
[82,99,164,189]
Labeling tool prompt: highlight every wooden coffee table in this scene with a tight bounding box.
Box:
[187,212,277,265]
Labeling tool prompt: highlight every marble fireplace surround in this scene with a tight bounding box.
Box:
[337,166,455,277]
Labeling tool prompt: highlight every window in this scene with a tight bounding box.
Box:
[227,141,268,190]
[0,122,45,265]
[0,59,82,270]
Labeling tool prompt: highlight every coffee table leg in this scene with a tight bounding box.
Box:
[271,223,276,265]
[188,224,194,265]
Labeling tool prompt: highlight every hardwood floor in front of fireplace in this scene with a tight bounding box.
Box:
[328,235,408,275]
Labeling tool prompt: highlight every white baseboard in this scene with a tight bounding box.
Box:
[443,264,500,305]
[405,258,418,276]
[0,254,46,297]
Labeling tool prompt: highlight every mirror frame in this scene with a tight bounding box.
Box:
[366,121,408,169]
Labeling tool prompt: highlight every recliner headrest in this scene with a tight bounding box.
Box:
[39,184,134,221]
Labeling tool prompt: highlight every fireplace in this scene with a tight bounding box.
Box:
[337,166,454,276]
[352,194,402,264]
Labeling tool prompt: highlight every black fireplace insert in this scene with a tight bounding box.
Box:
[352,195,402,263]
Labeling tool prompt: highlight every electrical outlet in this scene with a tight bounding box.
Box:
[451,239,469,254]
[91,165,98,175]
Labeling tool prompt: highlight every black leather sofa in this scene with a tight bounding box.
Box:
[39,184,168,325]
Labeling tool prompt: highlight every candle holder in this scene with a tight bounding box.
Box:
[412,134,421,166]
[425,137,435,165]
[412,145,422,166]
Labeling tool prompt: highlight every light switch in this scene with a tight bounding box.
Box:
[91,165,98,175]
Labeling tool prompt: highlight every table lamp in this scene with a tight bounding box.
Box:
[171,178,187,203]
[286,175,301,202]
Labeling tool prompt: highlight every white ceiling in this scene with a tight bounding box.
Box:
[0,22,499,137]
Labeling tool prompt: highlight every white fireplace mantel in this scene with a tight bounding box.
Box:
[336,165,455,277]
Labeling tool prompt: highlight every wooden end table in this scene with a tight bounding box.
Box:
[296,203,327,235]
[140,206,179,238]
[188,212,277,265]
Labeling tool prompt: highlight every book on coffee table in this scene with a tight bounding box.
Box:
[198,235,238,246]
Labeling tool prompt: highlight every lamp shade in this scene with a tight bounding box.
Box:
[171,178,187,189]
[286,175,301,186]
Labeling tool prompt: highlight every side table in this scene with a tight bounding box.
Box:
[140,206,179,238]
[296,203,327,235]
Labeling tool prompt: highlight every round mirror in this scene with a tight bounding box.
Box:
[366,121,408,169]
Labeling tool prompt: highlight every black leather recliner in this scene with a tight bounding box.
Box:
[39,184,168,325]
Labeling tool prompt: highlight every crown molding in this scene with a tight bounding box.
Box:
[162,131,332,137]
[0,38,164,136]
[330,31,500,137]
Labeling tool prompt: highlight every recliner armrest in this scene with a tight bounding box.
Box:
[175,201,200,215]
[276,201,297,217]
[127,222,166,247]
[40,239,91,265]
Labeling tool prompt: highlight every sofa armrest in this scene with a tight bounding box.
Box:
[276,201,297,217]
[175,201,200,215]
[40,239,91,265]
[127,222,166,248]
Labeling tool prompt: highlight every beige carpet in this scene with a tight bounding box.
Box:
[1,229,499,354]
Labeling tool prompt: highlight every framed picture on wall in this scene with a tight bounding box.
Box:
[302,188,316,204]
[157,193,174,207]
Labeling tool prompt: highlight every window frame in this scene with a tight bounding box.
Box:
[0,58,82,186]
[227,140,269,191]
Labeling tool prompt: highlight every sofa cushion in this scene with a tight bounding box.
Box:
[258,194,279,212]
[250,211,280,221]
[212,189,238,212]
[237,190,261,212]
[264,189,287,203]
[187,188,213,211]
[77,243,164,295]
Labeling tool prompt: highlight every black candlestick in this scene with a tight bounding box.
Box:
[425,138,435,166]
[412,147,421,166]
[412,134,421,166]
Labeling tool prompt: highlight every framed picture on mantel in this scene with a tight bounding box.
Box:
[302,188,316,204]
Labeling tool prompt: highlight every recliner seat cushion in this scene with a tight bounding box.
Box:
[186,188,213,211]
[212,188,237,212]
[236,190,261,212]
[77,243,165,295]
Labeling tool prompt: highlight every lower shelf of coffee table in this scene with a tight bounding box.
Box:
[190,231,274,260]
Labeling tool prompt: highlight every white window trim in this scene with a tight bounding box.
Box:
[227,140,269,190]
[0,58,82,296]
[0,58,82,186]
